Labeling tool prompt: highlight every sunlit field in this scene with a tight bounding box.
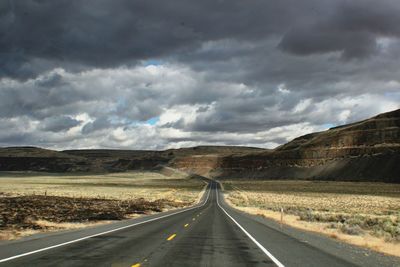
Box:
[0,171,205,240]
[223,180,400,256]
[0,171,205,202]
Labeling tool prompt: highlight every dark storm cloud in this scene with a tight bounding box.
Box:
[1,0,400,149]
[279,29,378,59]
[278,0,400,59]
[0,72,93,119]
[186,93,294,133]
[40,116,81,132]
[5,0,400,79]
[35,72,64,88]
[82,117,113,134]
[0,133,30,145]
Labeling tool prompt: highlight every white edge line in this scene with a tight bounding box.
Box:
[215,183,285,267]
[0,183,212,263]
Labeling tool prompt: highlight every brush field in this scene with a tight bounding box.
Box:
[0,171,205,240]
[223,180,400,256]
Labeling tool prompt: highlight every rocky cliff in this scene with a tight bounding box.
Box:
[171,109,400,182]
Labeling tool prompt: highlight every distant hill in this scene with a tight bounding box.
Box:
[173,109,399,182]
[64,145,264,158]
[0,147,94,172]
[0,145,265,173]
[1,109,399,182]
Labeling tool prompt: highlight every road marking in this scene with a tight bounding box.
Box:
[192,218,196,221]
[167,234,177,241]
[0,183,212,263]
[215,183,285,267]
[184,223,189,227]
[131,263,141,267]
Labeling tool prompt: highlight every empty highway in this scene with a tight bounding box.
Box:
[0,181,399,267]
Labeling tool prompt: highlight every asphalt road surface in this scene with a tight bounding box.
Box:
[0,181,399,267]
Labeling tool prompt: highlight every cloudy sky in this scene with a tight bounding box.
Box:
[1,0,400,150]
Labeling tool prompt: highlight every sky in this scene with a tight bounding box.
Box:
[1,0,400,150]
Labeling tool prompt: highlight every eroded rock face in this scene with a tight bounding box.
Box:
[171,109,400,182]
[170,155,224,176]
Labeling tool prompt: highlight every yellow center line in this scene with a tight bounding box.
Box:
[167,233,177,241]
[132,264,141,267]
[184,223,189,227]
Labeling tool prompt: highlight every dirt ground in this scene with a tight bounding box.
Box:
[0,193,189,240]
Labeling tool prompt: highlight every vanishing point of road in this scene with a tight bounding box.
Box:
[0,181,399,267]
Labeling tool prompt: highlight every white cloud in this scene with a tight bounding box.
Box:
[293,98,312,113]
[0,62,399,150]
[278,83,290,94]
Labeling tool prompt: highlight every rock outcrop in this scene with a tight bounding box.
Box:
[172,109,400,182]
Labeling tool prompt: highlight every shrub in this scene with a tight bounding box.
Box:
[299,209,316,222]
[340,224,364,236]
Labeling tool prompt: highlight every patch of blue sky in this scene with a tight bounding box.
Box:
[322,123,335,129]
[110,116,160,127]
[146,117,160,125]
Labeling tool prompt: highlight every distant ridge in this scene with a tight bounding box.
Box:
[1,109,399,182]
[0,145,265,173]
[172,109,400,183]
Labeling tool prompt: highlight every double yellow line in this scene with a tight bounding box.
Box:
[132,213,203,266]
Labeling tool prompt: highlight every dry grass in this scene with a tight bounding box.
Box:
[0,171,204,202]
[0,171,204,240]
[1,194,188,240]
[222,180,400,257]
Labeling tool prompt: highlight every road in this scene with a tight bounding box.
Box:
[0,181,399,267]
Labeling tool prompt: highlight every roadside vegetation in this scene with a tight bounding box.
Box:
[0,171,205,240]
[222,180,400,257]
